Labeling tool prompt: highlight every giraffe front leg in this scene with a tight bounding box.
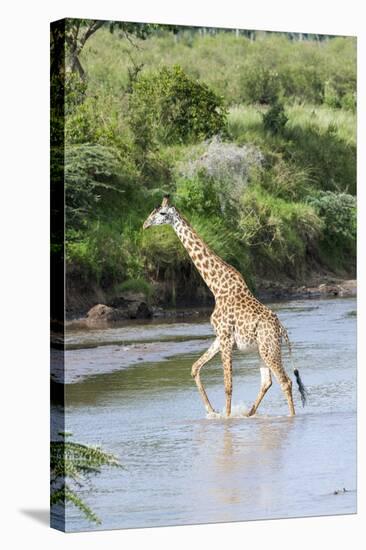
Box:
[193,373,216,414]
[221,336,234,417]
[223,364,232,417]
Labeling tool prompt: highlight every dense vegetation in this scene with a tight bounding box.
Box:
[57,24,356,309]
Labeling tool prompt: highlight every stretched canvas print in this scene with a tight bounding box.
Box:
[50,18,357,532]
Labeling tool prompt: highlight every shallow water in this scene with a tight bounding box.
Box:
[54,297,357,531]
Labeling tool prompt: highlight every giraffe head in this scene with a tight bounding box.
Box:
[143,195,177,229]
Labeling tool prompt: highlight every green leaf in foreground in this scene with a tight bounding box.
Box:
[51,434,122,525]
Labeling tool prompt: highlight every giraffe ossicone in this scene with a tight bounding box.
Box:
[143,197,307,417]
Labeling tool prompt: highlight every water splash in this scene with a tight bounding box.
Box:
[206,402,250,419]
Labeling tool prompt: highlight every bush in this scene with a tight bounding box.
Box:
[280,65,324,104]
[175,172,221,216]
[259,155,314,201]
[324,78,356,111]
[114,278,155,299]
[66,217,147,288]
[239,186,322,277]
[262,101,288,134]
[285,122,356,195]
[65,91,135,151]
[128,65,227,147]
[307,191,356,251]
[65,144,138,229]
[178,136,263,214]
[183,136,263,187]
[240,66,282,104]
[65,72,88,115]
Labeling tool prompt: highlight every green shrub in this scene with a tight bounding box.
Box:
[262,101,288,134]
[114,278,155,299]
[177,137,263,217]
[66,218,147,288]
[324,78,356,111]
[280,65,324,104]
[66,224,126,286]
[128,65,227,147]
[258,155,314,201]
[290,124,355,195]
[65,91,135,151]
[175,172,221,216]
[307,191,356,251]
[65,144,138,229]
[239,186,322,277]
[65,72,88,115]
[240,66,282,104]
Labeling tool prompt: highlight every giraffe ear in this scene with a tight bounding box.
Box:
[161,195,170,208]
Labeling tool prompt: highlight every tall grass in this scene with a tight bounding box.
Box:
[227,103,356,195]
[228,103,356,146]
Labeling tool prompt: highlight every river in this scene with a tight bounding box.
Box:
[52,297,357,531]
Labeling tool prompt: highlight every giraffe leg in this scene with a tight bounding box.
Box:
[258,335,296,417]
[247,367,272,417]
[191,338,220,414]
[266,361,295,416]
[221,336,234,417]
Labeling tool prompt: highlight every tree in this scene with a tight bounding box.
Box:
[58,19,155,80]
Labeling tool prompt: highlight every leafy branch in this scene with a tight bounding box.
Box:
[51,433,122,525]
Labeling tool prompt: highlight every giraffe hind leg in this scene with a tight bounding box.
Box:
[258,339,295,416]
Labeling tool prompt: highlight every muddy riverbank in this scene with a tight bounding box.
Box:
[65,277,356,324]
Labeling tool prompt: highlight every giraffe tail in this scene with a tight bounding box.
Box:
[279,322,308,407]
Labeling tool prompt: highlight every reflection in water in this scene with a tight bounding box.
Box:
[192,418,295,518]
[62,298,356,531]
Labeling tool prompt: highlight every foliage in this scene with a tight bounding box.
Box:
[59,19,155,80]
[128,65,227,148]
[239,186,323,277]
[177,137,263,216]
[65,144,137,229]
[82,30,356,109]
[59,28,356,304]
[285,122,356,195]
[114,278,155,299]
[175,173,222,216]
[228,104,356,196]
[306,191,356,250]
[262,101,288,134]
[51,433,121,525]
[66,219,146,288]
[240,66,282,104]
[184,136,262,188]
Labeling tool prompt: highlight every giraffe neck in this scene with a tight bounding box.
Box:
[172,213,247,296]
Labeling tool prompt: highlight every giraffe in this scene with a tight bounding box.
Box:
[143,196,307,417]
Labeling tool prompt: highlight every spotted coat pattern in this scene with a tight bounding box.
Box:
[143,199,296,417]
